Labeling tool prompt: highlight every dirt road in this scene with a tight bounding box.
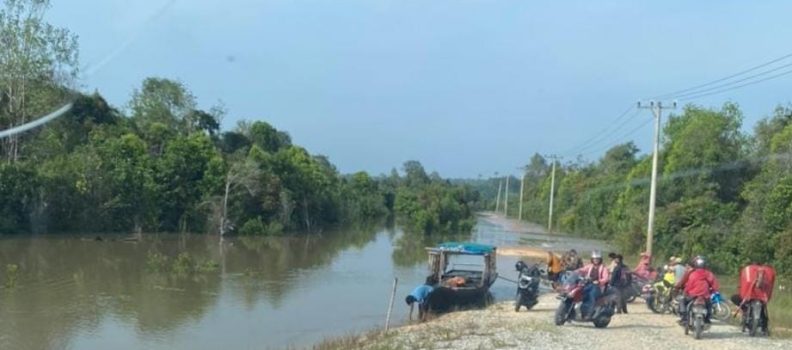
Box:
[341,293,791,350]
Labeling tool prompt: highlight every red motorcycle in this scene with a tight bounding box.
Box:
[554,272,615,328]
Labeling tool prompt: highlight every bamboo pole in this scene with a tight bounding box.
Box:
[384,277,399,332]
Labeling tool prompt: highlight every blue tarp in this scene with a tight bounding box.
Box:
[435,242,496,255]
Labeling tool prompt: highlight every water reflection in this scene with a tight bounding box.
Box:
[0,216,610,349]
[391,232,472,267]
[0,225,385,349]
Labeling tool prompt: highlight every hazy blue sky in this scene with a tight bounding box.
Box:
[46,0,792,178]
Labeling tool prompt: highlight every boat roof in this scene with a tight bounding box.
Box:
[428,242,497,255]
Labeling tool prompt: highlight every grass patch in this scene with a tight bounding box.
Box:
[5,264,18,288]
[146,251,219,276]
[310,329,401,350]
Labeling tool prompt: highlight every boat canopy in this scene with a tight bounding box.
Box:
[431,242,496,255]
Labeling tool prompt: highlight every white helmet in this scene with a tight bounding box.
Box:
[591,250,602,259]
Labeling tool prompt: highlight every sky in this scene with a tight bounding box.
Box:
[43,0,792,178]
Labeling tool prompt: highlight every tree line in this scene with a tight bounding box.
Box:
[497,103,792,276]
[0,0,477,236]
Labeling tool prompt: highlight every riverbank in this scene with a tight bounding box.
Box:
[313,293,792,350]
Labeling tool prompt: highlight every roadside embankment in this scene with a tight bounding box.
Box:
[313,293,792,350]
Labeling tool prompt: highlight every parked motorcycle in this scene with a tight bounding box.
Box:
[554,271,615,328]
[623,274,649,303]
[741,299,769,337]
[642,279,678,314]
[710,292,731,322]
[683,296,710,339]
[514,261,541,312]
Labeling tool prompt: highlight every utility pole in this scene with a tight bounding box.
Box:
[495,178,503,213]
[518,169,526,221]
[638,101,676,257]
[546,155,560,232]
[504,176,510,217]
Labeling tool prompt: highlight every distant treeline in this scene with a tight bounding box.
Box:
[482,103,792,276]
[0,83,478,236]
[0,1,478,236]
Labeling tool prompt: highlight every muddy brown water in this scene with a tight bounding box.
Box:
[0,215,609,349]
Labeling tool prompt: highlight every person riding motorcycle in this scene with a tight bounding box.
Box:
[673,257,686,282]
[731,261,776,334]
[575,250,610,319]
[633,251,657,281]
[675,256,720,325]
[662,263,676,285]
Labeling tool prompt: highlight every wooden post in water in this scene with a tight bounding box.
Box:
[384,277,399,332]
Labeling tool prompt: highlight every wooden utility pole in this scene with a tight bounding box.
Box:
[638,101,676,257]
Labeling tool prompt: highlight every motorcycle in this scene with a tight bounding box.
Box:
[623,274,649,303]
[514,261,541,312]
[642,279,678,314]
[683,296,710,339]
[741,299,769,337]
[710,292,731,322]
[554,271,615,328]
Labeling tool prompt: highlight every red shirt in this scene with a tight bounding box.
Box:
[739,264,776,304]
[677,268,719,298]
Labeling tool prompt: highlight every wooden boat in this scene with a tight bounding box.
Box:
[424,242,498,312]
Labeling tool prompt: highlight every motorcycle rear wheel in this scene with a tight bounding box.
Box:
[749,301,762,337]
[694,317,703,339]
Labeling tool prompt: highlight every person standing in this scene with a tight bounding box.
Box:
[546,251,563,287]
[608,253,630,314]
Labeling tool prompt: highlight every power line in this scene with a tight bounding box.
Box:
[561,105,636,156]
[678,67,792,101]
[0,1,178,139]
[0,104,73,140]
[671,61,792,100]
[577,117,652,157]
[565,108,643,157]
[652,51,792,100]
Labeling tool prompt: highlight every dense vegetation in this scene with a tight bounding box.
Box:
[0,0,476,236]
[497,103,792,276]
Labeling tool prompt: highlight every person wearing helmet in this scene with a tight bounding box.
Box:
[673,257,686,283]
[575,250,610,319]
[675,256,720,326]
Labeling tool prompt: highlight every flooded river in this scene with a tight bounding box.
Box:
[0,214,608,349]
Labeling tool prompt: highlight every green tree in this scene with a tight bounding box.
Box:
[0,0,79,161]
